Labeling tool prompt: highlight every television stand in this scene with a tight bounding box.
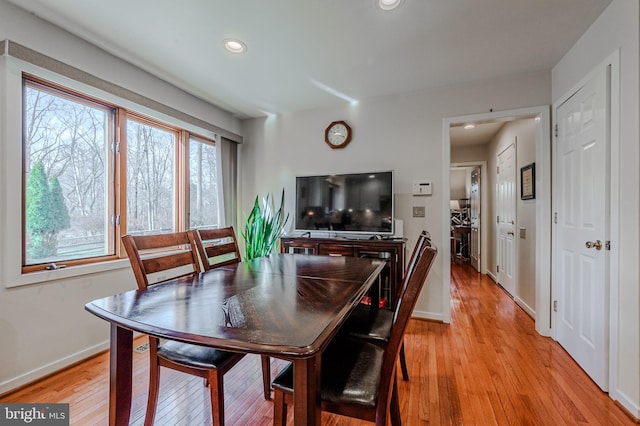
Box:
[280,236,406,308]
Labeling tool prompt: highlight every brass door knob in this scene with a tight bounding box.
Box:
[585,240,602,250]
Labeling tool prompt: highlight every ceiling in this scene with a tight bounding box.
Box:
[8,0,611,120]
[450,121,505,148]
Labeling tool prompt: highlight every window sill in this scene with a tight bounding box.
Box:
[5,258,131,288]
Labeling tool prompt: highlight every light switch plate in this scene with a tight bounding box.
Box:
[413,206,425,217]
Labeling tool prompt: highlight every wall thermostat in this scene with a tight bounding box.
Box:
[412,181,432,196]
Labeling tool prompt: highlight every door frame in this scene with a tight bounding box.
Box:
[469,165,482,272]
[442,106,552,335]
[551,50,620,395]
[450,161,487,274]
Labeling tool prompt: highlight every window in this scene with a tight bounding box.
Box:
[125,116,177,235]
[22,76,222,272]
[24,79,116,268]
[189,135,222,229]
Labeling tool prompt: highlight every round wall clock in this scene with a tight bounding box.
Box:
[325,120,352,149]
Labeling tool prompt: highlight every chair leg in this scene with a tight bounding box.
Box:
[399,340,409,381]
[144,356,161,426]
[261,355,271,400]
[390,377,401,426]
[272,389,287,426]
[208,369,225,426]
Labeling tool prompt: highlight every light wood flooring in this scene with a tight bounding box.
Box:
[1,262,635,425]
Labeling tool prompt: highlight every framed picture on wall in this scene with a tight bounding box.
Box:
[521,162,535,200]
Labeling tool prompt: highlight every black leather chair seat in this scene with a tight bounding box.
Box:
[158,340,239,368]
[340,304,393,343]
[272,338,384,408]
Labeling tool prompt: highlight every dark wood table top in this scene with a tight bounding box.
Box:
[86,253,385,358]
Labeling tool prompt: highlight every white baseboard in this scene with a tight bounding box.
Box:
[487,271,498,282]
[515,296,536,319]
[412,310,444,322]
[612,388,640,420]
[0,340,109,396]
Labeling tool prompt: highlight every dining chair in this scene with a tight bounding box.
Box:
[271,243,438,426]
[122,231,246,426]
[339,230,431,381]
[189,227,242,271]
[188,227,272,400]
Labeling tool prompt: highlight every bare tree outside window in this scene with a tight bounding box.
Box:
[126,118,176,234]
[189,135,220,229]
[24,80,114,265]
[22,78,224,271]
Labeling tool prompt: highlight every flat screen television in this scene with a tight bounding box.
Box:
[295,171,394,235]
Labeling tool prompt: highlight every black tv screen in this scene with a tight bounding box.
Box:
[295,171,394,235]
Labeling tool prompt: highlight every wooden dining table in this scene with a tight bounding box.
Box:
[85,253,385,426]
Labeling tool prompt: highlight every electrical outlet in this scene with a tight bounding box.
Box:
[134,342,149,353]
[412,206,425,217]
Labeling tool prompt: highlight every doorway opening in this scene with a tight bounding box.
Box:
[442,106,551,335]
[449,164,483,272]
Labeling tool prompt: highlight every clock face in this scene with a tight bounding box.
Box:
[325,121,352,149]
[328,124,347,145]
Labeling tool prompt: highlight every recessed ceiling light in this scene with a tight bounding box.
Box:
[224,38,247,54]
[463,123,476,130]
[378,0,404,11]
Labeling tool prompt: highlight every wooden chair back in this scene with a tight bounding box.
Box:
[122,232,201,290]
[321,243,438,424]
[189,227,241,271]
[122,231,256,425]
[403,230,431,282]
[390,230,431,315]
[377,243,437,420]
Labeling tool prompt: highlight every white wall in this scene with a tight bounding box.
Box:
[486,119,537,314]
[0,0,241,393]
[240,71,551,322]
[552,0,639,416]
[449,169,468,200]
[514,121,536,316]
[451,144,489,164]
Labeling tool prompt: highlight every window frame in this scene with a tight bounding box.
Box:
[4,59,222,285]
[121,111,183,236]
[187,134,224,230]
[22,75,120,273]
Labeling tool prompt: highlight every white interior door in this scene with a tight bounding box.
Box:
[554,66,609,391]
[470,167,480,271]
[497,143,516,296]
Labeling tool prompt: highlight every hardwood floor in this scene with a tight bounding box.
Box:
[2,262,635,425]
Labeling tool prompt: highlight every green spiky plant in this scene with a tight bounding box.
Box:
[242,189,289,261]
